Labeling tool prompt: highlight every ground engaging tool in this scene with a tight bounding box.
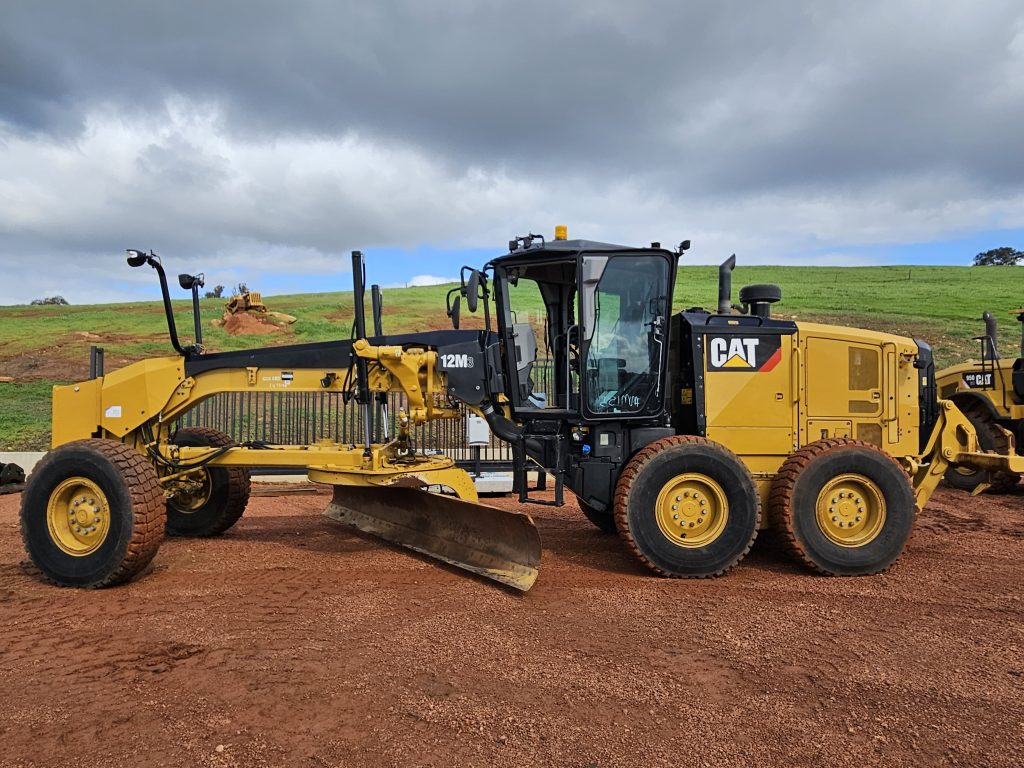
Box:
[19,230,1024,591]
[935,309,1024,492]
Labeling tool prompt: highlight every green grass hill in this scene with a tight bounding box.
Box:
[1,265,1020,450]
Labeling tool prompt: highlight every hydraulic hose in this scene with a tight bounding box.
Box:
[480,402,523,445]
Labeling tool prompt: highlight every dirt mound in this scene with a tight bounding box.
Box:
[222,312,280,336]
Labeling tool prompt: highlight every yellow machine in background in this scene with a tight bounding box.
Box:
[935,309,1024,492]
[224,290,268,315]
[19,236,1024,591]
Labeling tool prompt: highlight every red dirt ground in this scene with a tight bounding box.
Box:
[1,486,1022,767]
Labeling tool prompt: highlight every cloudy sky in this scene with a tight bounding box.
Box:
[1,0,1022,305]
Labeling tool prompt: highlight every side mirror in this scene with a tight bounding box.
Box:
[126,249,148,267]
[178,273,204,290]
[466,270,480,313]
[449,295,461,329]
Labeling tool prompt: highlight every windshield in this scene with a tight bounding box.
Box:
[583,255,670,415]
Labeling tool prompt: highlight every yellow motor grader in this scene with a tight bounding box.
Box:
[20,231,1024,591]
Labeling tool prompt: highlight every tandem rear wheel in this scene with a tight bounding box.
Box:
[20,439,166,588]
[614,436,760,578]
[769,438,916,575]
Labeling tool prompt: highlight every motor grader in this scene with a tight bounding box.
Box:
[936,309,1024,492]
[20,230,1024,591]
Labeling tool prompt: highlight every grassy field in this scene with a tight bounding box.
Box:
[1,265,1020,450]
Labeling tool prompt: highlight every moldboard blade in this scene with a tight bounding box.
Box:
[323,485,541,591]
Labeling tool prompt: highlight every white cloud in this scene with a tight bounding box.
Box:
[405,275,457,287]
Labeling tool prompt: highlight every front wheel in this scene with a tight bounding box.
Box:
[166,427,250,537]
[614,436,760,578]
[20,439,165,587]
[769,439,915,575]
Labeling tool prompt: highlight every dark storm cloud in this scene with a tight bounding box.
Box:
[3,0,1017,189]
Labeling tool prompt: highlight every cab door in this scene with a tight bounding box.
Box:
[579,253,674,421]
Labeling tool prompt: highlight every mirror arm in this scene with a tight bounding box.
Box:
[148,254,187,356]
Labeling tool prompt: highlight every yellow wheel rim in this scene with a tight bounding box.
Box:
[815,473,886,547]
[46,477,111,557]
[169,471,212,513]
[655,473,728,547]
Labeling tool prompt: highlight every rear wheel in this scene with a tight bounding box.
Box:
[614,436,760,577]
[943,403,1019,493]
[20,439,165,587]
[166,427,250,537]
[578,498,617,533]
[769,439,915,575]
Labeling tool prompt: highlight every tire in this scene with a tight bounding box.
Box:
[166,427,250,537]
[1,462,26,485]
[578,497,617,533]
[943,403,1019,493]
[769,438,915,576]
[614,436,760,578]
[20,439,165,587]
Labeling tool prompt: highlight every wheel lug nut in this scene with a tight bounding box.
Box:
[683,492,690,498]
[832,516,839,522]
[858,506,865,513]
[672,505,678,511]
[699,500,706,507]
[673,514,679,520]
[688,522,694,528]
[675,496,681,502]
[697,518,703,524]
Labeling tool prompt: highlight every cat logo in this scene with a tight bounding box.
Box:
[962,371,993,389]
[706,335,783,372]
[710,337,758,368]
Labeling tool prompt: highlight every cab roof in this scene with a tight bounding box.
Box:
[491,238,664,266]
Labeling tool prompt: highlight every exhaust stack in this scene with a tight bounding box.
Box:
[982,311,1000,361]
[717,254,736,315]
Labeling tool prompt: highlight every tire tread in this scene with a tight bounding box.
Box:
[613,435,760,578]
[168,427,250,537]
[20,439,165,588]
[768,438,911,576]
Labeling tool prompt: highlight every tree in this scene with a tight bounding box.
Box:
[204,285,225,298]
[973,247,1023,266]
[30,296,69,305]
